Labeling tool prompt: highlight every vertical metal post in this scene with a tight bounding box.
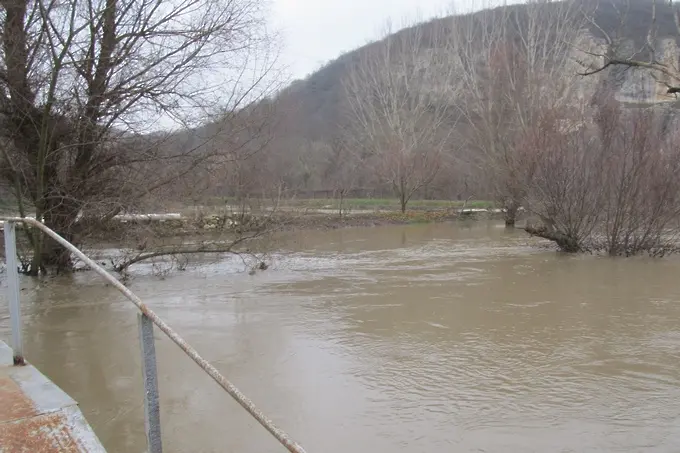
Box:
[4,221,24,366]
[139,313,163,453]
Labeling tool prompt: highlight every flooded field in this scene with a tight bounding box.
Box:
[2,221,680,452]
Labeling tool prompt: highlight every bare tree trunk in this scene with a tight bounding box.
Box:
[524,225,581,253]
[40,202,81,272]
[338,190,345,218]
[504,199,521,228]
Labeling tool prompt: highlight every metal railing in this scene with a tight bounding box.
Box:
[0,217,308,453]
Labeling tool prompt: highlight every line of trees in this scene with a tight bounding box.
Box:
[337,0,680,255]
[337,2,592,218]
[447,0,587,226]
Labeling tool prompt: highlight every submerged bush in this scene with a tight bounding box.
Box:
[523,101,680,256]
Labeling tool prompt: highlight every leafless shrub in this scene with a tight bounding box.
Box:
[525,97,680,256]
[523,106,606,252]
[597,101,680,255]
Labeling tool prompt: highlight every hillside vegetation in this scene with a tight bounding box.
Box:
[218,0,680,204]
[223,0,680,255]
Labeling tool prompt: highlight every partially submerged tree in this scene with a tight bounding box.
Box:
[107,211,276,274]
[596,101,680,255]
[525,97,680,256]
[522,104,607,252]
[343,20,458,213]
[0,0,278,274]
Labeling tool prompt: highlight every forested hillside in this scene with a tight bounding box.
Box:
[213,0,680,207]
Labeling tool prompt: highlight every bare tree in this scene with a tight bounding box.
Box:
[343,19,458,213]
[0,0,278,274]
[597,101,680,255]
[448,0,586,226]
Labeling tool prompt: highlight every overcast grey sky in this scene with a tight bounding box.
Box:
[270,0,520,81]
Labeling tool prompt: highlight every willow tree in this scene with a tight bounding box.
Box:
[0,0,277,274]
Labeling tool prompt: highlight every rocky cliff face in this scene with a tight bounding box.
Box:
[567,30,680,136]
[560,31,678,106]
[606,37,680,104]
[270,0,680,146]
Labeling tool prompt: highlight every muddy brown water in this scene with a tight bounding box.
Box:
[2,221,680,452]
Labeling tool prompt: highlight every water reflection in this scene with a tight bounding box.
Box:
[1,221,680,452]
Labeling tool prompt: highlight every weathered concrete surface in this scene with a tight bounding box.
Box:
[0,341,106,452]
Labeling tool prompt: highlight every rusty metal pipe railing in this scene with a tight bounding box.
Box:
[0,217,307,453]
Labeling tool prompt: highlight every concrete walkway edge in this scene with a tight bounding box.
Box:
[0,341,106,452]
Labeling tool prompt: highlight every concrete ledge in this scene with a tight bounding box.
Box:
[0,341,106,452]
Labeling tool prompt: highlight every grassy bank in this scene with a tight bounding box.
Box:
[0,198,501,240]
[175,198,501,233]
[95,208,502,242]
[260,207,509,233]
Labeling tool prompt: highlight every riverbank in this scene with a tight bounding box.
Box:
[0,198,502,234]
[156,207,509,236]
[78,208,512,245]
[0,206,513,268]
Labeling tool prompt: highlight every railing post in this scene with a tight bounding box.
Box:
[3,221,24,366]
[138,313,163,453]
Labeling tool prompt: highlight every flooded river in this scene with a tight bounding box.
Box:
[2,221,680,452]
